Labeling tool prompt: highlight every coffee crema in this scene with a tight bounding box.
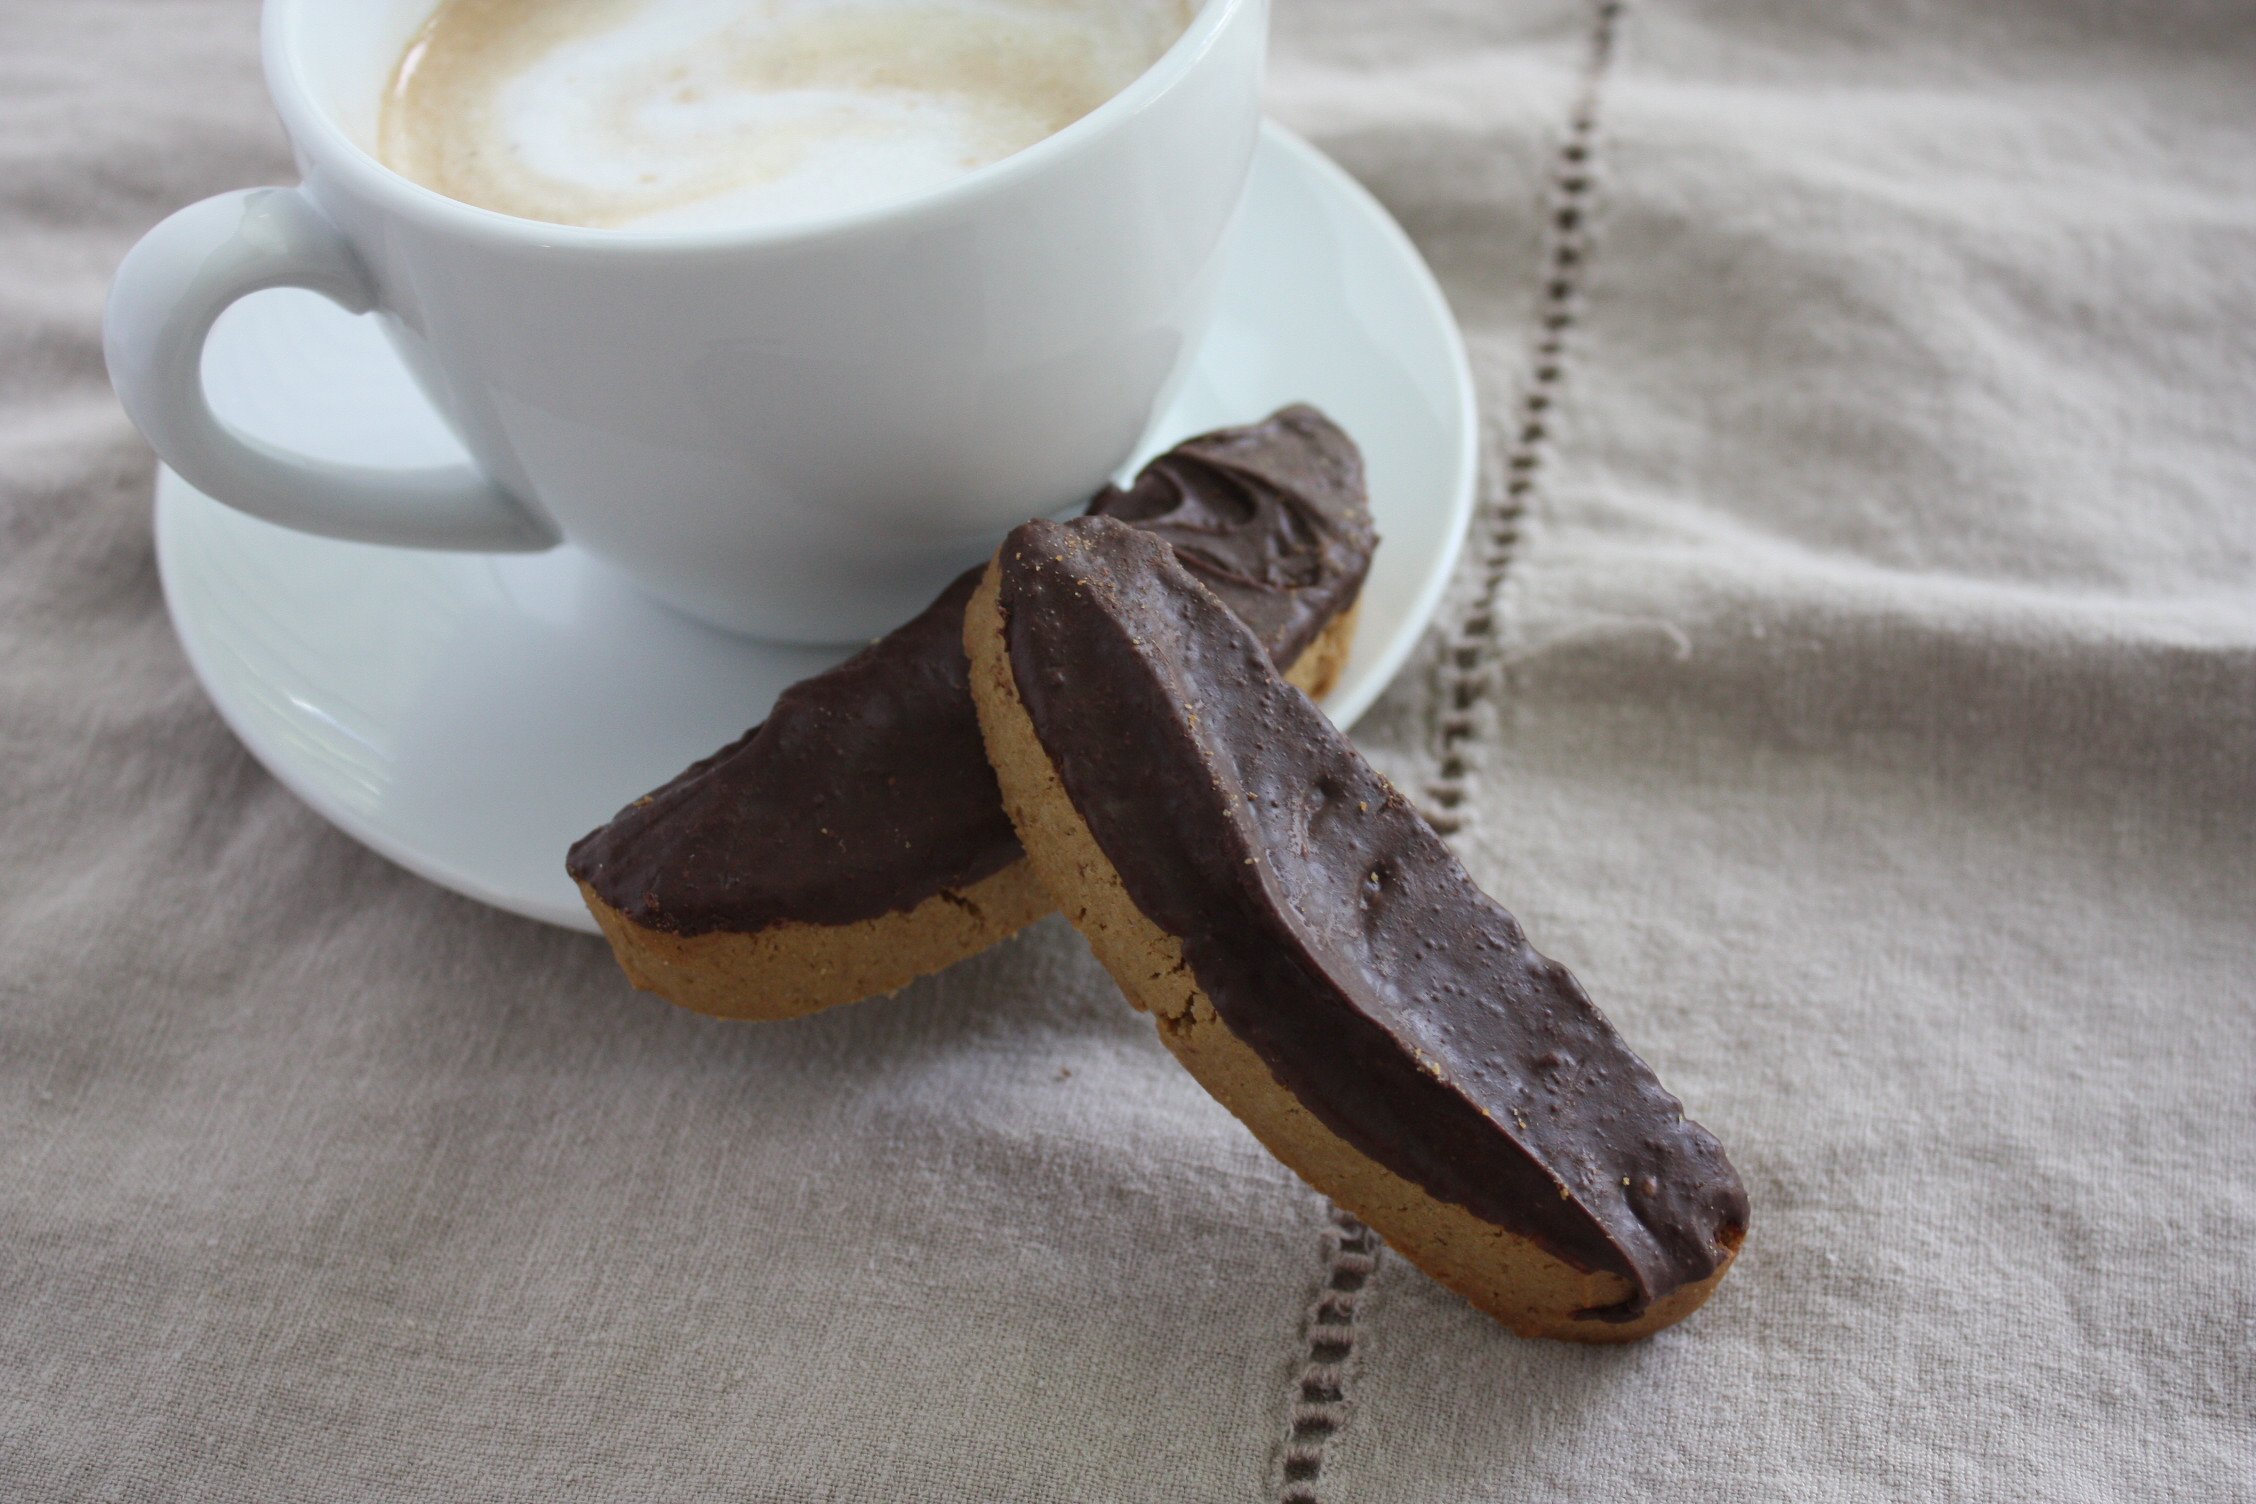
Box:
[378,0,1198,230]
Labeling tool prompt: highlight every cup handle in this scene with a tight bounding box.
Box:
[103,186,558,552]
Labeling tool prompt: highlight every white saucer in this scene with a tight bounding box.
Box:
[156,124,1477,932]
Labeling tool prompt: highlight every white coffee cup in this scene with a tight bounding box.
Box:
[105,0,1267,642]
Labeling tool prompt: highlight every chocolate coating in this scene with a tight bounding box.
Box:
[1091,403,1373,667]
[571,567,1011,934]
[997,517,1748,1317]
[568,407,1377,937]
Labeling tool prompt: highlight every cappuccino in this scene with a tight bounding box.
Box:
[379,0,1198,230]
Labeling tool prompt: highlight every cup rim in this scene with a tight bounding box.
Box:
[263,0,1250,253]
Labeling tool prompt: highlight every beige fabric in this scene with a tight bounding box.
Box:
[3,0,2250,1498]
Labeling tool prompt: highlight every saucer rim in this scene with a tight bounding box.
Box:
[1266,123,1478,731]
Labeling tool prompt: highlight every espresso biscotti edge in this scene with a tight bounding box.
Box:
[576,859,1052,1020]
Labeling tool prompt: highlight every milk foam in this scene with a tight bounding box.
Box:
[380,0,1197,230]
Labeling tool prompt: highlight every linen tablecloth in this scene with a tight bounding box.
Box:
[5,1,2251,1498]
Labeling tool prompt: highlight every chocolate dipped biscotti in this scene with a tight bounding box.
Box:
[963,517,1747,1340]
[568,407,1376,1019]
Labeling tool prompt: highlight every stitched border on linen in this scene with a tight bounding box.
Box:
[1426,0,1626,837]
[1276,1209,1382,1504]
[1270,5,1630,1500]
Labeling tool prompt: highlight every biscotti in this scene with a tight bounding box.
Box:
[569,407,1376,1019]
[963,516,1748,1340]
